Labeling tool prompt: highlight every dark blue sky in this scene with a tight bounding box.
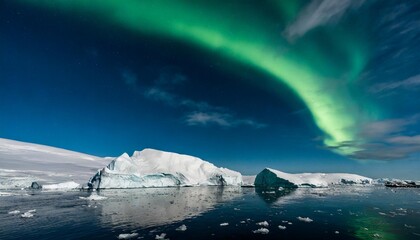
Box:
[1,0,419,178]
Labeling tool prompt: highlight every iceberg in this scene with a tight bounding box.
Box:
[254,168,372,188]
[88,149,242,189]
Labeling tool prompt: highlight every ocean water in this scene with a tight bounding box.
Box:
[0,186,419,239]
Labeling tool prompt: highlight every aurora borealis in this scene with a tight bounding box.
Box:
[1,0,420,178]
[17,0,374,156]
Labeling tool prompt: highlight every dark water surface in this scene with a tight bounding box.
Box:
[1,186,419,239]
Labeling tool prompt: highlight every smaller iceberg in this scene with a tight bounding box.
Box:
[254,168,372,188]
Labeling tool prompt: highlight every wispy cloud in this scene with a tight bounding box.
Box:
[349,143,420,160]
[284,0,364,40]
[185,112,266,128]
[121,69,138,88]
[144,87,176,105]
[386,135,420,145]
[329,115,420,160]
[123,68,266,129]
[369,74,420,94]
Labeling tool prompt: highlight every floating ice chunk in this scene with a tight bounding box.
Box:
[176,224,187,231]
[240,221,246,224]
[220,223,229,226]
[297,217,313,223]
[404,224,415,229]
[79,193,107,201]
[335,231,339,234]
[155,233,168,239]
[21,211,34,218]
[278,225,286,230]
[8,210,20,214]
[253,228,269,234]
[373,233,380,238]
[378,212,387,216]
[27,209,36,213]
[43,181,80,190]
[234,208,240,211]
[256,221,269,227]
[21,212,33,218]
[118,233,139,239]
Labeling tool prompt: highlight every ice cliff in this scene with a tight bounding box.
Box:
[254,168,372,188]
[88,149,242,189]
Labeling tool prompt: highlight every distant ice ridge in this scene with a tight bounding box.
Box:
[42,181,80,190]
[0,138,108,189]
[254,168,372,188]
[88,149,243,189]
[242,175,256,187]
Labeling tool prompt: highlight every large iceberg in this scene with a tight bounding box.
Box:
[88,149,242,189]
[254,168,372,188]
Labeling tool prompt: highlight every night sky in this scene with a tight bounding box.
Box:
[1,0,419,179]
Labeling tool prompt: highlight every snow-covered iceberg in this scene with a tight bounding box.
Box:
[88,149,242,189]
[254,168,372,188]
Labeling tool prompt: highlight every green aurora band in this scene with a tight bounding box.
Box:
[21,0,380,156]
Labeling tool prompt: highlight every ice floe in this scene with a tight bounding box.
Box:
[256,221,269,227]
[176,224,187,231]
[8,210,20,215]
[253,228,269,234]
[117,233,139,239]
[278,225,286,230]
[20,209,36,218]
[155,233,168,239]
[297,216,313,222]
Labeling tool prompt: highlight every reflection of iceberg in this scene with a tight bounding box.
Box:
[96,187,242,228]
[255,188,295,204]
[255,168,372,188]
[256,186,374,206]
[89,149,242,189]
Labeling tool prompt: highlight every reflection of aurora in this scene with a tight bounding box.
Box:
[96,187,242,228]
[350,214,398,240]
